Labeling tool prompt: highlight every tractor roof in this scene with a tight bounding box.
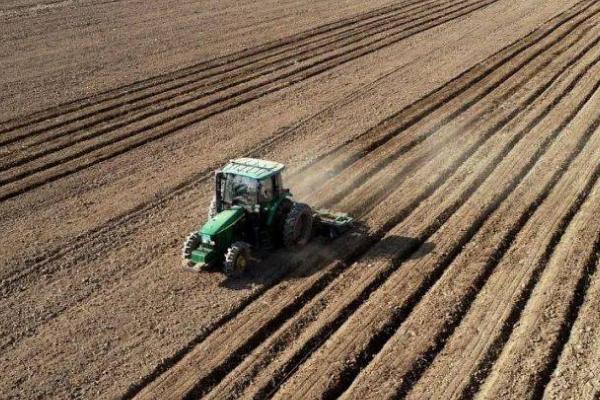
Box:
[222,158,285,180]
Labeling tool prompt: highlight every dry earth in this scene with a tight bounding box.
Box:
[1,0,599,399]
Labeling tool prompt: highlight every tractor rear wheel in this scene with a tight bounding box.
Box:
[283,202,313,248]
[224,241,251,277]
[272,198,293,246]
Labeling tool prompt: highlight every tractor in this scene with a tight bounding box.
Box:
[182,158,353,276]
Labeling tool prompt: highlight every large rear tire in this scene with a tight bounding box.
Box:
[283,202,313,248]
[223,241,251,277]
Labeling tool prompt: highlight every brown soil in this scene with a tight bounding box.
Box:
[2,0,599,399]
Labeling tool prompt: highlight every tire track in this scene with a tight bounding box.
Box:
[0,0,556,205]
[337,50,600,400]
[0,0,591,352]
[0,1,592,396]
[0,64,408,354]
[0,0,500,201]
[130,83,482,399]
[0,0,440,156]
[1,1,596,398]
[130,8,596,397]
[0,0,584,360]
[1,0,492,155]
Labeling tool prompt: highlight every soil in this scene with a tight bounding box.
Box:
[1,0,599,399]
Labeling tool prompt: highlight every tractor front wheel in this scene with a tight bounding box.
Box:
[283,202,313,248]
[182,231,202,269]
[223,242,251,277]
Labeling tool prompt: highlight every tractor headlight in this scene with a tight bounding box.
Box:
[201,234,215,246]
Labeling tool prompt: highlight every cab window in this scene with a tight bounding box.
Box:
[259,178,274,202]
[223,174,258,205]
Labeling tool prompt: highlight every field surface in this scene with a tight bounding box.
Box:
[1,0,600,399]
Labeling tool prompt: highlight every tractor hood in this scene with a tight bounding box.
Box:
[200,207,245,236]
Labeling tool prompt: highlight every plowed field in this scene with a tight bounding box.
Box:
[2,0,599,399]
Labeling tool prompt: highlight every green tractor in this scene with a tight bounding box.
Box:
[182,158,353,276]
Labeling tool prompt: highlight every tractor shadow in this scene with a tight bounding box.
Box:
[219,222,435,290]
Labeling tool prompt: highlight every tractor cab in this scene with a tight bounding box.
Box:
[215,158,287,213]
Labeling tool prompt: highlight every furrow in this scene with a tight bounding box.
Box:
[542,244,600,399]
[0,2,592,398]
[0,0,500,201]
[0,72,390,292]
[0,0,443,155]
[405,90,600,400]
[130,10,593,398]
[316,10,599,214]
[267,25,600,400]
[337,49,600,400]
[203,39,600,400]
[294,0,598,194]
[2,0,590,291]
[0,0,424,137]
[477,177,600,400]
[0,9,588,382]
[0,0,588,368]
[3,0,592,354]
